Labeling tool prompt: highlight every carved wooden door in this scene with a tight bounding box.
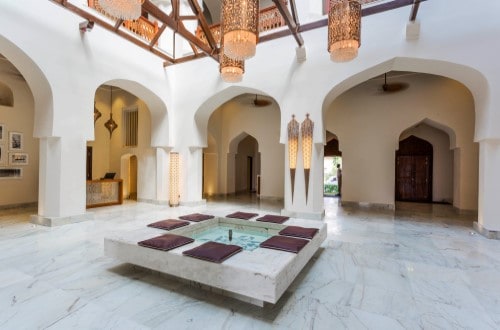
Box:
[395,136,432,202]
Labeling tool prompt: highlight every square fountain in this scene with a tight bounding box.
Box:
[104,216,326,306]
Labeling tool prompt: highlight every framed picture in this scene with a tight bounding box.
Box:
[9,132,23,151]
[9,152,28,166]
[0,124,5,143]
[0,145,5,165]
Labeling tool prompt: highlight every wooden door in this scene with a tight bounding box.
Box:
[86,146,92,180]
[395,136,432,202]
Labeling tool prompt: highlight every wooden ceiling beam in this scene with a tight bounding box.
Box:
[149,23,168,48]
[409,0,421,21]
[49,0,175,64]
[271,0,304,47]
[261,0,424,44]
[142,0,218,61]
[186,0,218,51]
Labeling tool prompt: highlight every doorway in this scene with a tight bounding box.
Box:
[395,135,432,202]
[324,132,342,197]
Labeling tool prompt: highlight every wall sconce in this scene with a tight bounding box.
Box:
[104,86,118,138]
[301,114,314,203]
[287,115,299,202]
[169,152,180,207]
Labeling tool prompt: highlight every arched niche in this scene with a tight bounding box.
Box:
[0,81,14,107]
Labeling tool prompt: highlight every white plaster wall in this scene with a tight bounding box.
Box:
[400,124,454,203]
[325,73,477,210]
[1,0,499,218]
[0,74,38,206]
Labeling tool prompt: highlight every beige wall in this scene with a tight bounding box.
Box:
[87,87,155,200]
[326,73,478,210]
[204,98,284,199]
[0,74,39,207]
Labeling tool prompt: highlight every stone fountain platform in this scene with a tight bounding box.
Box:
[104,217,326,306]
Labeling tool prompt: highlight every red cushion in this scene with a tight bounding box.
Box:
[226,211,259,220]
[279,226,319,239]
[260,236,309,253]
[183,241,242,263]
[256,214,290,224]
[147,219,190,230]
[178,213,214,222]
[138,234,194,251]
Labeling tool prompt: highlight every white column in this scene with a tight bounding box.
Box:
[156,147,169,204]
[474,139,500,238]
[179,146,205,206]
[282,141,324,219]
[32,136,90,226]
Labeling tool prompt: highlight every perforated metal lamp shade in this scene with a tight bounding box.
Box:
[220,42,245,83]
[99,0,145,20]
[328,0,361,62]
[104,86,118,138]
[301,114,314,203]
[169,152,180,207]
[221,0,259,60]
[287,115,299,202]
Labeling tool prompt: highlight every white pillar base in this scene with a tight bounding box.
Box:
[281,208,324,220]
[31,212,93,227]
[473,221,500,240]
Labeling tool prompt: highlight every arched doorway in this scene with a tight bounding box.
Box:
[233,134,260,194]
[121,154,138,200]
[200,90,283,200]
[395,135,433,202]
[324,131,342,197]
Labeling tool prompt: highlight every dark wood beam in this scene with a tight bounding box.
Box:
[186,0,218,51]
[49,0,175,64]
[142,0,218,61]
[271,0,304,46]
[149,23,167,48]
[114,19,123,31]
[262,0,423,44]
[179,15,198,20]
[289,0,299,25]
[409,0,421,21]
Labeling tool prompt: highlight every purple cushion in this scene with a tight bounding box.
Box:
[182,241,242,263]
[259,236,309,253]
[279,226,319,240]
[226,211,259,220]
[138,234,194,251]
[256,214,290,224]
[178,213,214,222]
[147,219,190,230]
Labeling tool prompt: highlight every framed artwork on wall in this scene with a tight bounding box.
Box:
[9,132,23,151]
[9,152,28,166]
[0,145,5,165]
[0,124,5,142]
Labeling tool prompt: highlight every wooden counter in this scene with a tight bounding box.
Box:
[86,179,123,208]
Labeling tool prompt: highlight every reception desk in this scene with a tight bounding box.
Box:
[86,179,123,208]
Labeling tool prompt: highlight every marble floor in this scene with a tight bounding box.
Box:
[1,197,499,329]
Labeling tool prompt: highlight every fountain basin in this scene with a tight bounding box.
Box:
[104,217,326,306]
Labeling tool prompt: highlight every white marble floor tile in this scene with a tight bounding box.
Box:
[1,196,500,329]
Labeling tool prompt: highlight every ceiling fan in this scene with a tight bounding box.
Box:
[252,94,272,107]
[381,73,409,93]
